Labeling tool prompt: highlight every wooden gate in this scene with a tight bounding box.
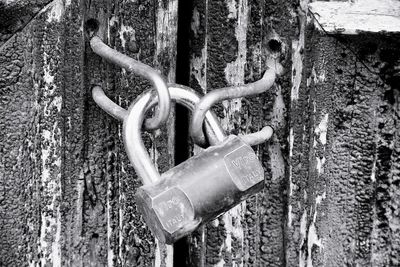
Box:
[1,0,399,266]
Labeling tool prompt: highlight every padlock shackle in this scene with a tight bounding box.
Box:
[92,85,225,147]
[90,36,170,130]
[169,84,226,145]
[123,86,227,185]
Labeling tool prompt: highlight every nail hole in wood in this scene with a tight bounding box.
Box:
[268,39,282,53]
[85,18,100,35]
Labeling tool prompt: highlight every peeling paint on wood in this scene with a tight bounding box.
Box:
[0,0,178,266]
[38,5,64,265]
[2,0,400,266]
[0,1,67,265]
[214,0,248,265]
[83,1,178,266]
[309,0,400,34]
[188,0,296,266]
[288,23,400,265]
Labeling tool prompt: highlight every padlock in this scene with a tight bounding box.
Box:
[123,86,270,244]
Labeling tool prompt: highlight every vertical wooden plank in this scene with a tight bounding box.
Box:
[62,1,89,266]
[0,0,178,266]
[189,0,254,265]
[285,0,311,266]
[242,3,264,265]
[0,1,76,265]
[289,21,400,266]
[188,0,297,266]
[82,0,177,266]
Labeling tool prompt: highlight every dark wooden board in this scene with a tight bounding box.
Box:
[186,0,297,266]
[0,0,178,266]
[287,22,400,267]
[1,0,400,266]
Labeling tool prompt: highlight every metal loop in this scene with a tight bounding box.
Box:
[92,85,225,147]
[167,84,226,146]
[190,66,279,145]
[90,36,170,130]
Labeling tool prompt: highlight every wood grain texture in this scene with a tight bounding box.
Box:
[187,0,400,266]
[0,0,178,266]
[0,0,53,46]
[2,0,400,266]
[309,0,400,34]
[0,1,78,265]
[187,0,297,266]
[287,25,400,266]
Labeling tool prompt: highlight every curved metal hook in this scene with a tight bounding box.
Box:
[90,36,170,130]
[92,85,273,147]
[190,66,279,145]
[239,126,274,146]
[92,86,127,121]
[92,85,225,147]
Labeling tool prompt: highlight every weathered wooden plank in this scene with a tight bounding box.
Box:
[81,0,177,266]
[288,23,400,266]
[187,0,297,266]
[0,0,53,46]
[58,1,85,266]
[2,1,400,266]
[309,0,400,34]
[0,0,75,265]
[0,0,178,266]
[286,1,310,267]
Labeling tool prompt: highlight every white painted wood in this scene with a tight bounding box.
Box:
[309,0,400,34]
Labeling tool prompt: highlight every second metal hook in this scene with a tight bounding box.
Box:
[190,65,281,145]
[92,86,273,147]
[92,85,224,147]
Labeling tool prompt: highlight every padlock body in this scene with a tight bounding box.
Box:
[135,135,265,244]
